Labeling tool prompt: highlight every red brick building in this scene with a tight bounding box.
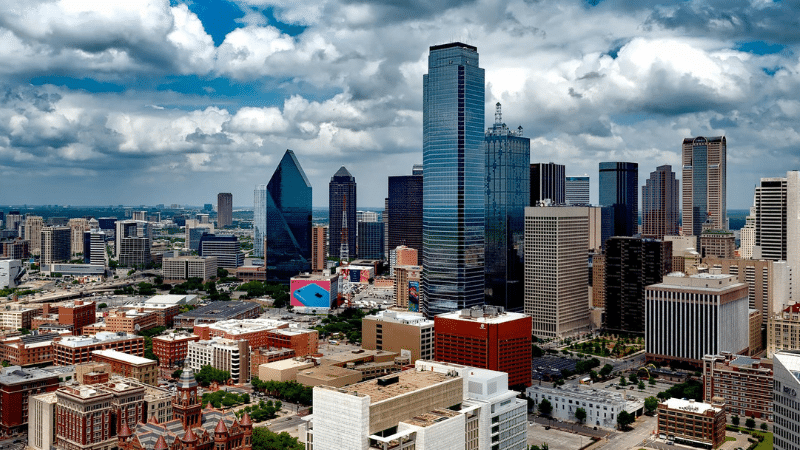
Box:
[0,365,60,435]
[59,301,97,336]
[152,332,200,368]
[53,332,145,366]
[249,347,296,377]
[104,310,160,334]
[434,306,532,387]
[0,332,70,366]
[194,319,318,357]
[91,350,158,386]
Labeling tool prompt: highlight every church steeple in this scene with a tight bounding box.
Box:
[172,366,202,429]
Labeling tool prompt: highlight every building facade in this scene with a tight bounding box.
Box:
[702,353,772,420]
[646,273,750,367]
[526,385,627,428]
[387,172,423,255]
[0,365,60,435]
[525,206,590,338]
[83,230,107,266]
[217,193,233,228]
[642,165,679,239]
[357,221,384,260]
[91,350,158,385]
[25,216,43,256]
[530,162,565,206]
[485,103,529,312]
[68,218,90,256]
[41,226,71,265]
[565,176,590,206]
[422,42,485,318]
[152,332,200,368]
[186,338,249,384]
[53,332,145,366]
[311,225,327,273]
[198,234,243,269]
[682,136,727,236]
[362,310,434,363]
[434,306,531,387]
[329,166,357,261]
[657,398,726,448]
[599,162,638,238]
[162,256,217,283]
[773,351,800,450]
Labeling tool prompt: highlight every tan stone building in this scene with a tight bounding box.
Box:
[749,309,763,356]
[162,256,217,282]
[91,349,158,385]
[362,310,433,363]
[591,253,605,308]
[768,302,800,357]
[699,229,736,259]
[702,353,772,420]
[257,359,315,382]
[393,265,421,309]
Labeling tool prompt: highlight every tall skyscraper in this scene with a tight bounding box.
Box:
[682,136,727,236]
[387,170,423,254]
[310,225,327,273]
[422,42,485,317]
[525,206,590,338]
[329,166,356,260]
[603,237,672,335]
[599,162,638,238]
[565,176,590,205]
[83,230,107,266]
[530,163,565,206]
[642,165,679,239]
[263,149,312,282]
[68,218,89,256]
[253,184,267,258]
[217,193,233,228]
[485,102,530,312]
[357,221,384,260]
[40,226,71,265]
[25,216,43,256]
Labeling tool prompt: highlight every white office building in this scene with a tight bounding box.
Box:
[526,385,632,428]
[773,351,800,450]
[186,337,249,383]
[0,259,23,289]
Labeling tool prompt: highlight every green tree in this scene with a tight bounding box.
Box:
[617,411,634,429]
[648,376,656,385]
[251,427,303,450]
[644,396,659,414]
[745,417,756,430]
[760,422,768,431]
[599,364,613,378]
[98,303,107,309]
[575,407,586,424]
[731,415,740,426]
[532,345,543,358]
[619,376,627,386]
[172,369,183,379]
[628,373,638,384]
[637,381,645,390]
[538,399,552,416]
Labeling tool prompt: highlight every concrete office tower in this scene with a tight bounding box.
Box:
[485,102,530,312]
[261,150,312,282]
[646,272,749,367]
[740,203,757,259]
[83,230,107,266]
[253,184,267,257]
[25,215,43,256]
[699,228,736,259]
[682,136,727,236]
[530,163,565,206]
[361,310,434,363]
[198,234,244,268]
[772,351,800,450]
[28,392,57,450]
[603,237,672,334]
[565,176,590,205]
[68,218,89,256]
[115,220,151,257]
[387,169,423,254]
[329,166,356,260]
[525,206,590,338]
[5,211,21,232]
[217,192,233,228]
[311,225,327,273]
[642,165,679,239]
[599,162,638,238]
[422,42,485,317]
[131,211,147,221]
[754,176,789,260]
[116,221,151,268]
[186,225,211,251]
[707,257,791,326]
[789,171,800,300]
[357,222,384,260]
[40,226,70,265]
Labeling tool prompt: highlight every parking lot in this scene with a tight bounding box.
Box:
[527,421,593,450]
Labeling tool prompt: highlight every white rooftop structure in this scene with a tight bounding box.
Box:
[144,294,198,306]
[92,349,155,365]
[56,331,139,348]
[436,305,528,325]
[656,272,745,290]
[209,318,288,335]
[661,398,721,415]
[365,310,434,327]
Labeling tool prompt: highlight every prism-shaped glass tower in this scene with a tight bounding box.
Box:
[258,149,312,283]
[422,42,485,317]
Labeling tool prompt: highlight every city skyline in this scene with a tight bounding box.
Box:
[0,1,798,209]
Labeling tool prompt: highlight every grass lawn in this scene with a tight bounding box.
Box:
[726,426,772,450]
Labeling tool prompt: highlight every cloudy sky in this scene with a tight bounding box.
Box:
[0,0,798,209]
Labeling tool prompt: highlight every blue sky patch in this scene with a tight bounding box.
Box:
[29,76,125,93]
[736,41,786,55]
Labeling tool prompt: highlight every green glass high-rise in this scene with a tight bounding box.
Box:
[422,42,485,317]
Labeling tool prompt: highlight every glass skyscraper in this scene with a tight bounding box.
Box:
[387,171,423,253]
[485,102,529,312]
[258,149,312,282]
[682,136,727,236]
[598,162,639,238]
[329,166,357,260]
[565,176,590,205]
[422,42,485,317]
[530,162,565,206]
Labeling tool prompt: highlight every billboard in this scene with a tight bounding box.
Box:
[290,278,334,309]
[337,265,373,284]
[408,280,419,312]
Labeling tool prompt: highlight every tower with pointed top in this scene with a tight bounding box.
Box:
[172,368,202,429]
[329,166,357,260]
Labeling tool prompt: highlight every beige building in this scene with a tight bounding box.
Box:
[768,303,800,357]
[587,206,603,252]
[705,256,792,326]
[28,392,57,450]
[591,253,605,308]
[750,309,764,356]
[25,216,43,256]
[311,225,327,273]
[0,306,39,330]
[296,364,362,388]
[68,218,90,256]
[665,235,699,273]
[186,337,249,383]
[525,206,590,338]
[258,359,315,382]
[394,265,421,309]
[91,349,158,386]
[699,229,736,259]
[162,255,217,282]
[362,310,433,363]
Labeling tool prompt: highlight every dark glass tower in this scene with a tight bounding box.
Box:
[642,165,679,239]
[387,172,423,253]
[265,149,312,283]
[422,42,485,317]
[599,162,638,238]
[530,163,565,205]
[329,166,356,260]
[604,237,672,334]
[485,103,529,312]
[682,136,727,236]
[357,221,384,260]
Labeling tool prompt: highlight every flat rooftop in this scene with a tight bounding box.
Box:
[340,369,453,403]
[436,307,528,325]
[263,359,314,370]
[366,311,433,327]
[93,349,155,365]
[402,409,460,427]
[56,331,140,348]
[0,366,60,384]
[152,332,198,342]
[322,349,397,364]
[661,398,720,415]
[175,301,260,320]
[145,294,197,305]
[210,318,287,334]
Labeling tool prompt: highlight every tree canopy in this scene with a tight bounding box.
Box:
[194,365,231,387]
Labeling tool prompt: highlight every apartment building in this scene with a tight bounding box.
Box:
[186,338,249,384]
[362,310,434,363]
[53,332,145,366]
[702,353,772,420]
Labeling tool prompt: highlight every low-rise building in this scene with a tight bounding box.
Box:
[53,331,145,366]
[0,365,61,435]
[362,310,434,363]
[702,353,772,420]
[0,305,38,330]
[152,331,200,368]
[162,255,217,282]
[91,349,158,386]
[768,303,800,358]
[525,385,630,428]
[196,318,318,356]
[186,337,249,384]
[258,359,316,382]
[28,392,57,450]
[250,347,296,377]
[172,301,261,328]
[0,332,70,366]
[123,302,182,327]
[657,398,726,449]
[103,309,160,334]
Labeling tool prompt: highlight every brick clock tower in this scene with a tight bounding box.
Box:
[173,367,202,428]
